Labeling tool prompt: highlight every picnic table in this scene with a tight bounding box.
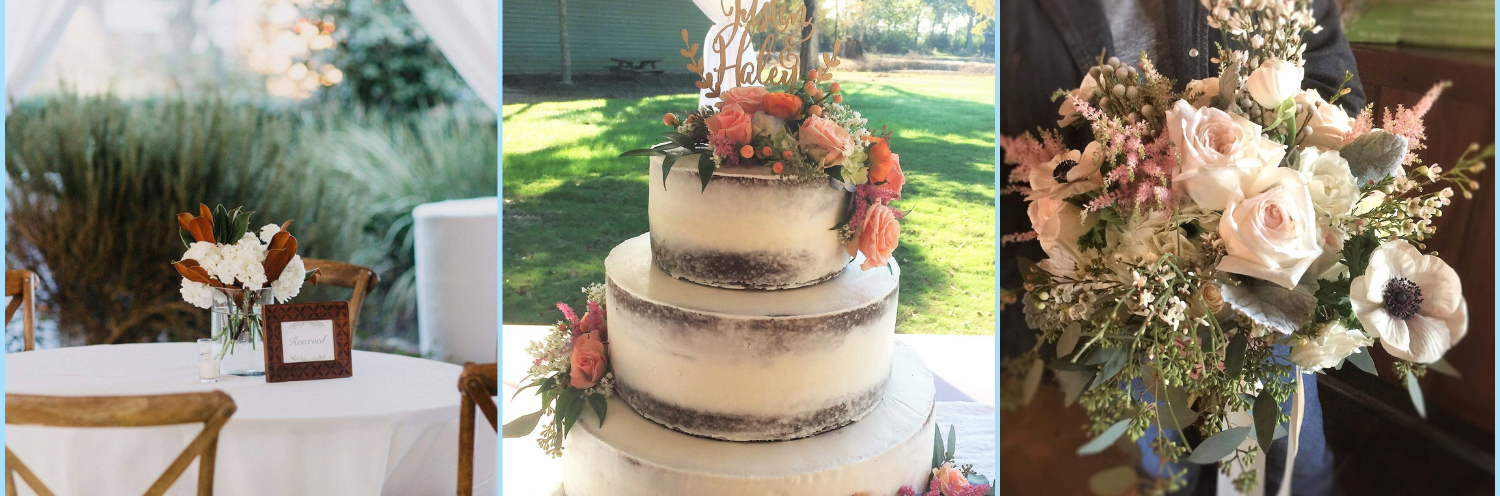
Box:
[607,58,665,81]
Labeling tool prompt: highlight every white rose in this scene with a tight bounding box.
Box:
[1293,89,1352,150]
[1246,58,1304,108]
[751,112,786,138]
[1115,209,1200,263]
[1057,73,1100,127]
[1028,196,1093,262]
[1290,321,1374,372]
[1185,77,1220,108]
[1217,167,1325,289]
[180,279,215,309]
[1027,142,1105,200]
[1350,240,1468,364]
[1166,100,1287,210]
[1295,147,1359,219]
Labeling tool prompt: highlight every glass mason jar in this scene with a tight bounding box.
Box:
[211,287,270,376]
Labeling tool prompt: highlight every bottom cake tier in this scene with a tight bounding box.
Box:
[560,342,936,496]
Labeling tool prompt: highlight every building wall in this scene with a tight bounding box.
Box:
[504,0,713,75]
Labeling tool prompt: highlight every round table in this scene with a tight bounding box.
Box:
[5,343,497,496]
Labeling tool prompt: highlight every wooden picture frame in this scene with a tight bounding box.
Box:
[262,302,352,383]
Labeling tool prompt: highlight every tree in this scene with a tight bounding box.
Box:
[559,0,572,85]
[309,0,469,111]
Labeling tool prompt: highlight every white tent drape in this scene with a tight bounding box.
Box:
[403,0,498,112]
[691,0,761,108]
[4,0,85,115]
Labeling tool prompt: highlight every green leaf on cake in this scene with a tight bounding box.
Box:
[829,191,857,230]
[932,428,945,468]
[1186,426,1250,464]
[620,148,668,157]
[561,388,586,435]
[587,393,608,427]
[945,425,957,461]
[661,131,696,150]
[697,153,715,192]
[501,408,546,438]
[1077,418,1131,455]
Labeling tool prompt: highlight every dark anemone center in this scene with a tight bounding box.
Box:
[1381,277,1424,320]
[1053,159,1078,184]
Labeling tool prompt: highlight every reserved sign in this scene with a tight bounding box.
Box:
[263,302,352,382]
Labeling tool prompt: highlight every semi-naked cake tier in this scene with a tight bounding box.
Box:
[605,234,899,441]
[561,342,935,496]
[648,154,852,289]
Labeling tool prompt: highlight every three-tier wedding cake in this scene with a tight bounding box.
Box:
[560,155,937,495]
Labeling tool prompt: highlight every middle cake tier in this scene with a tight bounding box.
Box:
[605,233,900,441]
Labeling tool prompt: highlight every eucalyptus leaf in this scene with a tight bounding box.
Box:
[1154,380,1198,431]
[967,473,991,488]
[1057,323,1082,358]
[1253,388,1279,452]
[1089,348,1129,391]
[1345,348,1377,376]
[1022,358,1045,406]
[1428,358,1462,378]
[1224,332,1248,378]
[1077,419,1132,455]
[1186,426,1251,464]
[1406,372,1427,418]
[501,409,546,438]
[1218,276,1317,334]
[1056,369,1092,406]
[1087,465,1137,496]
[1340,130,1408,185]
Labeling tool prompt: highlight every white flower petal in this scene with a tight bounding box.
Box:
[1400,314,1452,364]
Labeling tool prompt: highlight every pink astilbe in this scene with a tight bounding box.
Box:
[1382,81,1449,165]
[849,183,904,232]
[1000,128,1067,186]
[1342,104,1374,145]
[1001,231,1039,245]
[1096,120,1178,212]
[556,302,580,333]
[896,487,918,496]
[913,478,992,496]
[707,133,744,168]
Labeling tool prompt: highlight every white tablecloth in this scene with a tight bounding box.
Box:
[5,343,496,496]
[414,197,498,365]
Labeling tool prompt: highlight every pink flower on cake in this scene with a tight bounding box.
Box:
[568,331,608,389]
[706,103,753,145]
[855,204,900,270]
[578,300,607,341]
[932,462,970,496]
[720,86,768,114]
[799,115,853,166]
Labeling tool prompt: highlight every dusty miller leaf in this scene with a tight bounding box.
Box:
[1340,130,1408,185]
[1219,276,1317,334]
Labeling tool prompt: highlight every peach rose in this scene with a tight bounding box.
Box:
[568,331,608,389]
[706,103,753,145]
[720,86,768,114]
[932,462,971,496]
[856,204,900,270]
[798,116,852,166]
[763,92,803,120]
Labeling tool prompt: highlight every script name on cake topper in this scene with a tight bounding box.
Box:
[680,0,840,98]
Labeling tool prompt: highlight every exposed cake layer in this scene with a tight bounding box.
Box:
[648,154,852,289]
[605,234,899,441]
[561,343,935,496]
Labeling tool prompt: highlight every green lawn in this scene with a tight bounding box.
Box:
[503,72,996,335]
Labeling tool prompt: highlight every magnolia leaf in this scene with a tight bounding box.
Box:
[1154,379,1199,431]
[1087,465,1137,496]
[501,409,546,438]
[1218,276,1317,334]
[179,227,194,248]
[1186,426,1251,464]
[1340,130,1408,185]
[1057,322,1082,358]
[1078,419,1132,455]
[587,393,609,427]
[1253,388,1279,452]
[1088,347,1129,391]
[1346,347,1377,375]
[1225,332,1248,378]
[1406,372,1427,418]
[697,153,715,192]
[1428,358,1462,378]
[1021,358,1045,406]
[1056,369,1092,406]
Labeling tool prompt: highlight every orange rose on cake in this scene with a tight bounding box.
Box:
[868,138,905,196]
[719,86,769,114]
[706,103,753,145]
[762,92,803,120]
[799,116,853,166]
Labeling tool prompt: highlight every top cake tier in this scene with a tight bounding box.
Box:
[648,154,852,290]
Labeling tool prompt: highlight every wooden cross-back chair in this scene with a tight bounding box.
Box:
[302,259,378,331]
[457,363,497,496]
[5,391,237,496]
[5,270,36,352]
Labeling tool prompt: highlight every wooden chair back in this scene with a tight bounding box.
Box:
[5,391,237,496]
[302,259,378,331]
[5,270,36,351]
[457,362,497,496]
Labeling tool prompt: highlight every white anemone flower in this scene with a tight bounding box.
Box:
[1350,240,1467,364]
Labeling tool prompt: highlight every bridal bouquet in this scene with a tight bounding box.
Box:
[1001,0,1488,492]
[623,36,905,270]
[503,284,613,457]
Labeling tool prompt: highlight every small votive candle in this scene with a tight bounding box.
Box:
[199,352,219,382]
[197,338,214,355]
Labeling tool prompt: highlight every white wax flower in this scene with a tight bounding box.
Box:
[1246,59,1304,108]
[1290,321,1373,372]
[1350,240,1468,364]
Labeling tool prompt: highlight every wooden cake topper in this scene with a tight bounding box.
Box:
[681,0,840,98]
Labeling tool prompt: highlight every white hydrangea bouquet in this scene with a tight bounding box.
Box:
[1000,0,1490,493]
[174,204,316,356]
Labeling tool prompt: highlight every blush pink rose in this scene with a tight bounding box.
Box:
[719,86,769,114]
[568,331,608,389]
[932,462,971,496]
[856,204,900,270]
[798,115,852,166]
[706,103,753,145]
